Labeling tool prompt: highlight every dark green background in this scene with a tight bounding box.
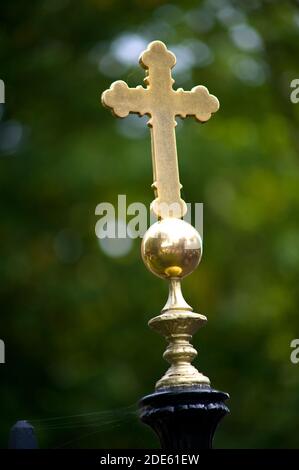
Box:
[1,0,299,448]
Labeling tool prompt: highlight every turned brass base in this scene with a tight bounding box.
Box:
[141,218,210,390]
[149,310,210,390]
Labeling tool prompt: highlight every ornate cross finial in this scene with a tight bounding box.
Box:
[101,40,219,218]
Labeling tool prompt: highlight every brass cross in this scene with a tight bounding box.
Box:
[101,40,219,218]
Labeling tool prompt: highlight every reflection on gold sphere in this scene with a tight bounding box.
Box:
[141,218,202,280]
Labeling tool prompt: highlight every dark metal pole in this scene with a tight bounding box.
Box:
[139,386,229,450]
[9,420,38,449]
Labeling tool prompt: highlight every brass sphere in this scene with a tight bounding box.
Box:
[141,218,202,280]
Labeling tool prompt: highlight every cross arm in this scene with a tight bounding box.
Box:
[174,86,219,122]
[101,80,149,118]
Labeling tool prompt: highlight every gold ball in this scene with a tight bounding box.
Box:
[141,218,202,280]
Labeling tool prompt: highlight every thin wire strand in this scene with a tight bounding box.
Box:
[54,425,119,449]
[30,404,137,426]
[53,413,136,449]
[34,411,137,431]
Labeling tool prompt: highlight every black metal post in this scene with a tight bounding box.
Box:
[139,386,229,450]
[9,420,38,449]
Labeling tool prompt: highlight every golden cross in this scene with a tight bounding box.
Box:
[101,40,219,218]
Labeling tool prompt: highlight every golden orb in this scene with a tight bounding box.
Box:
[141,218,202,280]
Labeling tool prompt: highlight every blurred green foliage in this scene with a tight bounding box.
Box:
[1,0,299,448]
